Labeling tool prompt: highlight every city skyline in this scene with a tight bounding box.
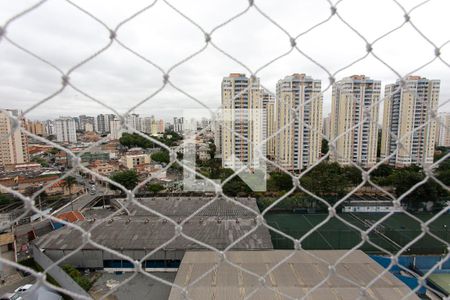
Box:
[1,0,450,120]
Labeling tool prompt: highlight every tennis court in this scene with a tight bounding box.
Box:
[265,212,450,254]
[428,273,450,296]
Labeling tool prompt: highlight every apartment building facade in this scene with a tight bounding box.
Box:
[221,73,264,169]
[55,116,77,144]
[0,109,29,166]
[381,76,440,167]
[437,112,450,147]
[330,75,380,168]
[275,73,323,171]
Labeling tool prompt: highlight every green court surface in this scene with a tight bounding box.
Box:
[265,212,450,254]
[428,273,450,295]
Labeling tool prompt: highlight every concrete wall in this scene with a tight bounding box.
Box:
[32,244,91,299]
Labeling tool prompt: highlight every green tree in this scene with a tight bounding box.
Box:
[300,161,350,198]
[0,194,14,205]
[119,132,154,149]
[48,147,59,155]
[62,264,92,291]
[151,151,170,164]
[321,138,329,156]
[31,156,49,167]
[62,176,77,212]
[370,164,394,178]
[220,168,251,196]
[208,143,216,159]
[148,183,164,194]
[390,168,439,208]
[110,170,139,190]
[341,165,362,185]
[268,172,293,191]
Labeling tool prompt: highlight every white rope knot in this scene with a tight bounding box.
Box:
[204,33,211,43]
[420,223,429,234]
[61,75,70,86]
[82,231,92,243]
[294,239,302,250]
[290,37,296,48]
[109,29,116,40]
[328,206,336,217]
[258,276,266,287]
[404,14,410,22]
[360,231,368,242]
[175,224,183,236]
[163,73,170,84]
[434,47,441,57]
[330,6,337,16]
[71,156,81,167]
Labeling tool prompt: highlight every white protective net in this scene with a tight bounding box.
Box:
[0,0,449,299]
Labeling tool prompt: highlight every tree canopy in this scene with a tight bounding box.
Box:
[109,169,139,190]
[151,151,170,164]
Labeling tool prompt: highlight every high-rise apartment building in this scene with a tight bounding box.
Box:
[437,113,450,147]
[330,75,380,168]
[381,76,440,167]
[173,117,184,134]
[55,117,77,143]
[275,74,322,171]
[109,116,122,140]
[44,120,55,136]
[96,114,115,134]
[25,120,45,136]
[158,119,165,134]
[262,90,276,159]
[322,114,331,140]
[79,115,95,131]
[150,116,158,136]
[126,114,141,131]
[221,73,264,169]
[0,109,29,166]
[142,117,152,135]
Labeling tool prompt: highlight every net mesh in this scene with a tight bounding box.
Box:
[0,0,449,299]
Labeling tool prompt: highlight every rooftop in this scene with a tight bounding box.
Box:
[169,250,420,300]
[35,197,273,251]
[119,197,260,218]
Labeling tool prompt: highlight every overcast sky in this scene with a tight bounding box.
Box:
[0,0,449,121]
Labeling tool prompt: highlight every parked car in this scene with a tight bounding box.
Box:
[14,285,32,294]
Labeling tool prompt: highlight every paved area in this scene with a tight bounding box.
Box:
[0,250,16,279]
[52,185,113,215]
[0,275,34,296]
[90,272,176,300]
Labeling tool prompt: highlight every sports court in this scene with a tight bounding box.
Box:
[265,212,450,254]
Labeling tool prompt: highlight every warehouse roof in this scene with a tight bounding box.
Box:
[35,216,272,251]
[168,250,419,300]
[35,197,273,251]
[115,197,260,218]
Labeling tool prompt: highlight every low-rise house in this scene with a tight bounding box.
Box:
[135,163,167,179]
[89,161,120,177]
[120,153,151,169]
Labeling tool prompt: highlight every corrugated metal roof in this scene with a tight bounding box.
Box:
[168,250,420,300]
[35,197,273,251]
